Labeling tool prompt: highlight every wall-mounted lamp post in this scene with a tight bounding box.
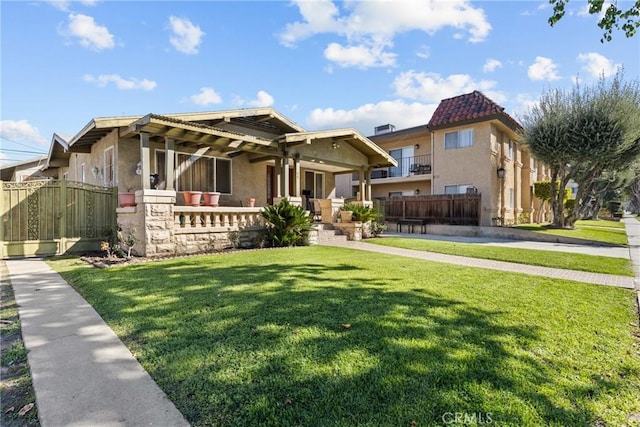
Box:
[497,166,506,179]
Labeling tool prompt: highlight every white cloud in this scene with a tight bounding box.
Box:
[324,42,396,68]
[279,0,491,69]
[61,13,114,50]
[510,93,540,119]
[83,74,157,90]
[0,120,48,145]
[392,70,504,103]
[577,52,621,78]
[578,1,611,17]
[235,91,275,108]
[189,87,222,106]
[527,56,560,81]
[483,58,502,73]
[307,100,437,134]
[47,0,99,11]
[169,16,204,55]
[416,45,430,59]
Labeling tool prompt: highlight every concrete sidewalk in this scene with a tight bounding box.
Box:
[5,258,189,427]
[326,216,640,289]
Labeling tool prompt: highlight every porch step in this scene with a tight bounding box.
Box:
[315,223,348,243]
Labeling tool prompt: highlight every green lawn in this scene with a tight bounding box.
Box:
[50,248,640,427]
[514,220,628,246]
[367,237,634,276]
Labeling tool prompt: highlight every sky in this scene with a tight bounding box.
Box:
[1,0,638,166]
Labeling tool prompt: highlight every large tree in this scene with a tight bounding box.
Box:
[522,71,640,228]
[548,0,640,42]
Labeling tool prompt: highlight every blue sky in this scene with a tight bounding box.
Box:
[1,0,638,165]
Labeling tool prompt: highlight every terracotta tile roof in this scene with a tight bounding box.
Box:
[427,90,522,131]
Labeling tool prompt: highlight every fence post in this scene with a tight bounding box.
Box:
[402,199,406,219]
[449,196,454,224]
[111,186,118,229]
[58,180,67,255]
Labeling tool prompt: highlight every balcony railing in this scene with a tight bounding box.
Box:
[353,154,432,180]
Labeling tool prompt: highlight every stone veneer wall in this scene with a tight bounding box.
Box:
[117,190,269,257]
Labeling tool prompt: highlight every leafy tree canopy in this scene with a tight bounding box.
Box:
[549,0,640,42]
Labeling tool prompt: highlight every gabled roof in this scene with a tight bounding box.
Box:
[282,129,398,168]
[0,156,48,181]
[427,91,522,132]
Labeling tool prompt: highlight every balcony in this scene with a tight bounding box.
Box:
[353,154,432,181]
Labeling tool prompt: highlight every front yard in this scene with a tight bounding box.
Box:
[50,247,640,427]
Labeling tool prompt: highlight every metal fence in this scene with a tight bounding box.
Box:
[1,180,117,257]
[379,193,481,226]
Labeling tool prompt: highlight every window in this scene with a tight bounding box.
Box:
[176,153,232,193]
[388,192,403,198]
[104,146,115,186]
[389,146,414,177]
[445,129,473,149]
[62,172,69,181]
[80,163,85,183]
[444,184,473,194]
[304,171,324,199]
[532,159,538,170]
[508,140,514,159]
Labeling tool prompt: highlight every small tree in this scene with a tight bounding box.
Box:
[522,71,640,228]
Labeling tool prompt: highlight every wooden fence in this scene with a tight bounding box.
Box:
[380,194,481,226]
[1,180,117,257]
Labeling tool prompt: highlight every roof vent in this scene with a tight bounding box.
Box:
[374,124,395,135]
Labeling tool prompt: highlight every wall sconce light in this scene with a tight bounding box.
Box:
[497,166,506,179]
[415,188,420,195]
[135,162,142,175]
[414,144,420,149]
[91,166,100,178]
[332,141,340,150]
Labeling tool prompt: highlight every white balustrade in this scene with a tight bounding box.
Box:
[174,206,264,232]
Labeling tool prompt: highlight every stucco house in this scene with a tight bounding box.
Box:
[340,91,551,226]
[40,107,396,255]
[0,156,49,182]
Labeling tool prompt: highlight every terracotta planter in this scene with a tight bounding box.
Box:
[118,192,136,207]
[183,191,202,207]
[246,198,256,207]
[340,210,353,223]
[203,191,221,207]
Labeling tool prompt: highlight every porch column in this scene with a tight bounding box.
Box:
[275,157,282,198]
[165,137,175,190]
[366,168,372,202]
[294,155,301,197]
[140,132,151,190]
[358,169,365,201]
[283,155,290,198]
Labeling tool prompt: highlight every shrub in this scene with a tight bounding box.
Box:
[261,199,312,247]
[342,203,379,222]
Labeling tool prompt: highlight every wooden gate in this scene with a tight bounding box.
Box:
[1,180,117,258]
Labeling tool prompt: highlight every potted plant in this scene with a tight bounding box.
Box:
[339,206,353,223]
[203,191,221,207]
[118,189,135,207]
[182,191,203,207]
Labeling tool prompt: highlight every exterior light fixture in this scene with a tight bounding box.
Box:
[497,166,506,179]
[415,188,420,195]
[332,141,340,150]
[414,144,420,149]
